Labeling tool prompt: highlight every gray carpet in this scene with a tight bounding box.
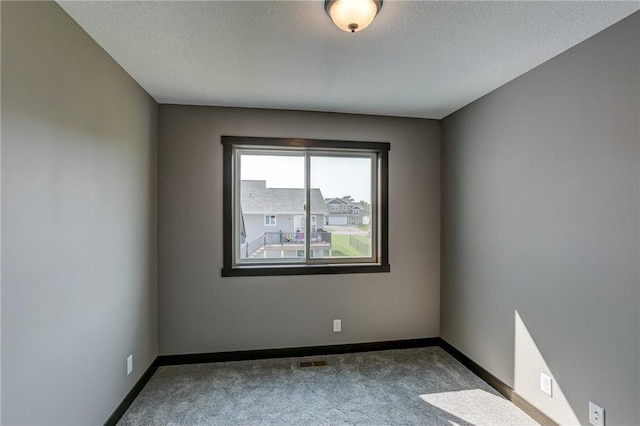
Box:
[118,347,539,425]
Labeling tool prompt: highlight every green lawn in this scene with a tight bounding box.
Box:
[327,234,370,257]
[351,235,370,244]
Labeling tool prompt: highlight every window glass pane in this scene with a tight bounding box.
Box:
[238,153,305,262]
[310,155,373,259]
[223,137,389,277]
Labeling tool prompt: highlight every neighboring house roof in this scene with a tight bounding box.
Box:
[350,203,364,210]
[241,180,328,214]
[326,198,348,205]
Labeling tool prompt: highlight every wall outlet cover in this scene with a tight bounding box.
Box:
[589,401,604,426]
[127,354,133,375]
[333,319,341,332]
[540,372,552,397]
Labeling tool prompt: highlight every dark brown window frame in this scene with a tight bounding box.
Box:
[221,136,390,277]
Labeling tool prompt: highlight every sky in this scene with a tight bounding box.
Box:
[240,154,372,202]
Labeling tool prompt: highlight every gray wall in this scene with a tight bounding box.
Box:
[441,12,639,426]
[0,2,2,424]
[1,2,158,424]
[0,3,3,419]
[159,106,440,355]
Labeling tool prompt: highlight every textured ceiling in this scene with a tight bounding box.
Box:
[57,1,639,119]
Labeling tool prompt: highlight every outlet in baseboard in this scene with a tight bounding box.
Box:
[540,372,552,397]
[127,354,133,375]
[333,319,341,332]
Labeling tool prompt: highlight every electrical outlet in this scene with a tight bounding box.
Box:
[333,319,341,332]
[540,372,553,397]
[127,354,133,375]
[589,401,604,426]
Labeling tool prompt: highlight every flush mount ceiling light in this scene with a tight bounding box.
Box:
[324,0,383,33]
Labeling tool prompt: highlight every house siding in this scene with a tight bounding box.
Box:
[326,199,367,226]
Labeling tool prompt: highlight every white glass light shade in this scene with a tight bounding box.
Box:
[325,0,382,33]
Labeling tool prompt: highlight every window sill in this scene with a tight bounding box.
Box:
[221,263,390,277]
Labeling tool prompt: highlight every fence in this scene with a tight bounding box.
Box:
[349,235,370,255]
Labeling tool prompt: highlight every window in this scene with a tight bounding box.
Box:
[353,209,359,216]
[222,136,389,277]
